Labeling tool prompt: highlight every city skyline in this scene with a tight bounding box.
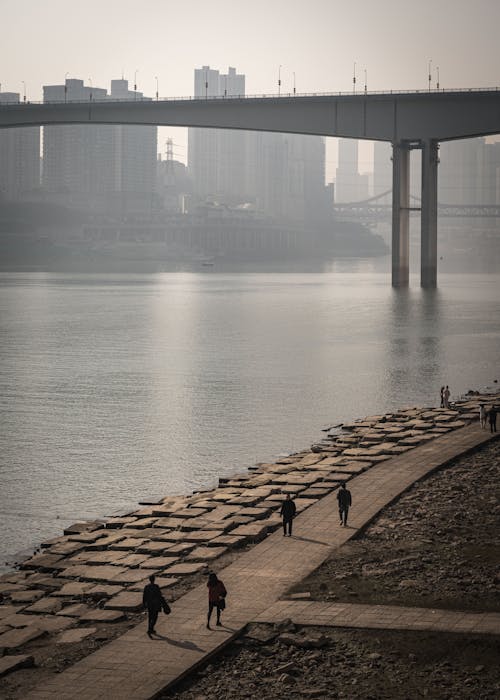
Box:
[2,0,500,177]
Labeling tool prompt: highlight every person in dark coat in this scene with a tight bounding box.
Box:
[337,482,352,526]
[280,493,297,536]
[488,406,497,433]
[207,572,227,629]
[143,574,167,637]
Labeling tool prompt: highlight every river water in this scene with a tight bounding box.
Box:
[1,267,499,568]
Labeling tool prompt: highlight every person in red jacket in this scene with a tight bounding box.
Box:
[207,572,227,629]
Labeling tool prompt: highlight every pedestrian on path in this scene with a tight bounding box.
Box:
[280,493,296,536]
[143,574,170,637]
[479,403,487,429]
[488,406,497,433]
[337,482,352,526]
[440,386,445,408]
[443,385,451,408]
[207,572,227,629]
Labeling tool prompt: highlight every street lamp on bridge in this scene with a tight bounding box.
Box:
[88,77,92,102]
[21,80,26,103]
[293,71,296,95]
[278,65,282,96]
[436,66,440,90]
[364,68,367,94]
[353,62,356,94]
[428,59,432,91]
[155,76,159,101]
[134,69,138,100]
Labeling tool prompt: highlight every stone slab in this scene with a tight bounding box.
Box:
[85,533,126,550]
[0,605,25,620]
[79,608,125,623]
[63,565,130,583]
[56,627,97,644]
[186,546,227,561]
[24,615,74,633]
[207,535,248,548]
[182,530,223,543]
[139,556,179,570]
[56,604,92,618]
[104,516,138,529]
[112,553,150,567]
[9,590,45,605]
[0,654,35,677]
[109,537,149,550]
[47,541,85,557]
[24,597,63,615]
[0,625,46,649]
[129,517,159,529]
[129,576,178,591]
[236,507,271,519]
[111,569,161,584]
[86,584,124,599]
[104,592,143,611]
[63,522,104,535]
[51,582,95,598]
[164,542,195,555]
[19,553,64,571]
[163,562,207,576]
[230,523,269,540]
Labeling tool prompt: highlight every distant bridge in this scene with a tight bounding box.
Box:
[333,191,500,222]
[2,88,500,286]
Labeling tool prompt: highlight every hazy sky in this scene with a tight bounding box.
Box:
[2,0,499,175]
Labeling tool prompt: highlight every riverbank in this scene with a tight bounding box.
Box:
[162,438,500,700]
[0,391,498,698]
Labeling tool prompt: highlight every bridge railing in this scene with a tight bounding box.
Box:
[1,86,500,106]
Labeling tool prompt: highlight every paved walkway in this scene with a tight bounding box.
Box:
[26,425,498,700]
[256,600,500,635]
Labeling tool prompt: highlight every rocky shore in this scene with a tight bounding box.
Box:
[0,391,497,698]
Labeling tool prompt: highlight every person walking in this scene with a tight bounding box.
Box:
[443,385,451,409]
[440,386,445,408]
[143,574,169,637]
[207,572,227,629]
[479,403,487,429]
[280,493,297,536]
[488,405,497,433]
[337,482,352,527]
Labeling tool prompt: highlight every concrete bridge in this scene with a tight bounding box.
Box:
[2,89,500,286]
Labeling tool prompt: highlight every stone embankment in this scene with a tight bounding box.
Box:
[0,391,496,695]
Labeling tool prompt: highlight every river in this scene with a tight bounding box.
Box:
[1,267,499,569]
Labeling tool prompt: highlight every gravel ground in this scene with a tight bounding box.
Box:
[163,437,500,700]
[293,438,500,612]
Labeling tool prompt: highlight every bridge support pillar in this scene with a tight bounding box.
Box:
[391,142,410,287]
[420,139,439,288]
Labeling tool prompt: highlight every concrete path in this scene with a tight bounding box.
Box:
[256,600,500,635]
[26,425,498,700]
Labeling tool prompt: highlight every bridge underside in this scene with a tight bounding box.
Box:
[2,91,499,288]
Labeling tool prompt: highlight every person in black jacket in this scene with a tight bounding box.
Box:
[488,405,497,433]
[142,574,167,637]
[280,493,297,536]
[337,482,352,526]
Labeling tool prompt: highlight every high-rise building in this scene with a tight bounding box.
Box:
[109,80,157,211]
[335,139,360,202]
[188,66,246,201]
[42,78,157,214]
[188,65,327,222]
[373,141,392,198]
[0,92,40,201]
